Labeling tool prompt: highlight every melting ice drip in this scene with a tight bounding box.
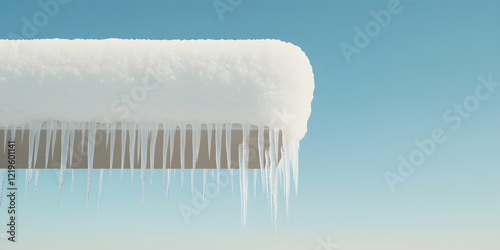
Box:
[0,121,299,226]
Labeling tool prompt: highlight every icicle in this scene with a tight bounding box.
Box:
[161,123,170,191]
[149,123,158,187]
[21,127,25,142]
[58,122,71,204]
[191,123,201,194]
[3,128,7,153]
[258,126,265,191]
[86,122,97,210]
[27,122,36,191]
[98,169,103,215]
[238,144,244,225]
[68,122,76,169]
[120,122,127,183]
[0,169,6,206]
[169,124,176,166]
[34,169,40,199]
[105,123,111,148]
[291,138,299,195]
[167,123,176,197]
[109,122,116,178]
[139,124,149,206]
[128,122,137,183]
[50,121,58,160]
[137,125,141,165]
[203,169,207,205]
[241,124,250,227]
[206,123,213,160]
[179,123,186,191]
[80,122,86,154]
[215,124,223,192]
[282,135,291,217]
[225,123,233,192]
[268,128,277,223]
[32,122,42,172]
[265,149,270,200]
[9,125,15,141]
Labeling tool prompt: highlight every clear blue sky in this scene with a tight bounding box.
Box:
[1,0,500,249]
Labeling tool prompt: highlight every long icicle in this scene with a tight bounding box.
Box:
[149,123,158,187]
[162,123,170,192]
[86,122,97,210]
[68,122,76,169]
[50,121,58,160]
[109,122,116,179]
[3,128,7,153]
[58,122,70,205]
[191,123,201,195]
[128,122,137,183]
[241,124,250,227]
[206,123,213,160]
[225,123,233,192]
[179,123,186,192]
[238,144,244,225]
[139,124,149,206]
[26,122,36,192]
[215,123,223,193]
[167,124,176,198]
[258,126,266,191]
[44,120,53,168]
[120,122,127,183]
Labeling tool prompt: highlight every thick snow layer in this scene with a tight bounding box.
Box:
[0,39,314,141]
[0,39,314,226]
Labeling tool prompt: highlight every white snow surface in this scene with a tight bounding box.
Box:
[0,39,314,141]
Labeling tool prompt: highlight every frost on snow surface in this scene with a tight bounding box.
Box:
[0,39,314,227]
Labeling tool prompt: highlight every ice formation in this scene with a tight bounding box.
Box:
[0,39,314,226]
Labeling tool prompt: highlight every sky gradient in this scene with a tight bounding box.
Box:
[0,0,500,249]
